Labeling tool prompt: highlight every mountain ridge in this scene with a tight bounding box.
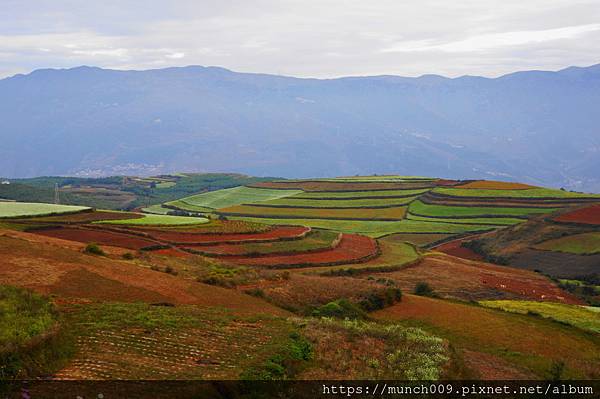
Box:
[1,63,599,191]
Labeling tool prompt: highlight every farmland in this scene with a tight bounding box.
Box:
[0,174,599,383]
[0,202,90,218]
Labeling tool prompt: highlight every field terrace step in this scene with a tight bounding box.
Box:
[217,233,380,269]
[143,225,311,245]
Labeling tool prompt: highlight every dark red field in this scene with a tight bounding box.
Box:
[434,238,484,261]
[33,227,158,250]
[142,225,310,244]
[224,233,379,268]
[554,204,600,225]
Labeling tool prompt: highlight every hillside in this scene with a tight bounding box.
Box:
[2,64,600,191]
[1,175,599,384]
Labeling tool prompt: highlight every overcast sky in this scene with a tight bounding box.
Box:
[1,0,599,79]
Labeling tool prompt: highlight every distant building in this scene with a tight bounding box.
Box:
[1,180,10,185]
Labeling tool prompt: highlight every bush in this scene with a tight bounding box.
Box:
[359,288,402,312]
[84,243,105,256]
[244,288,265,298]
[414,282,436,297]
[164,266,178,276]
[122,252,135,260]
[312,299,366,320]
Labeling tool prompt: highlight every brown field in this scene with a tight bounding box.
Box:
[554,204,600,225]
[33,227,158,250]
[0,234,288,316]
[433,238,484,261]
[223,233,379,268]
[373,295,600,378]
[457,181,536,190]
[364,252,582,303]
[145,225,310,244]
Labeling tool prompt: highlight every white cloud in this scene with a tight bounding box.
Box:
[0,1,599,78]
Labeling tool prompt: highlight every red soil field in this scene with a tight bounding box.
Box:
[224,234,379,268]
[145,225,310,244]
[33,227,158,250]
[149,248,192,258]
[21,210,144,223]
[457,180,535,190]
[553,204,600,225]
[433,238,484,261]
[371,252,582,304]
[0,235,288,316]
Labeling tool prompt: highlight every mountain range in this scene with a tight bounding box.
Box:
[1,63,599,191]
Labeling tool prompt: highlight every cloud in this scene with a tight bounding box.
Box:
[0,1,599,79]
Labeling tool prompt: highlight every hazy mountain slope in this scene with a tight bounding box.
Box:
[1,64,599,191]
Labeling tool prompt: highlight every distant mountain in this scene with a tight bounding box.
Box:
[1,64,599,191]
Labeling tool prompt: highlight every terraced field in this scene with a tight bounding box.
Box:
[170,186,303,210]
[0,202,90,218]
[96,214,209,226]
[554,204,600,225]
[220,204,408,220]
[533,232,600,255]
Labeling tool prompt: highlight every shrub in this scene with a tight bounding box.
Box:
[547,360,565,380]
[164,266,178,276]
[122,252,135,260]
[244,288,266,298]
[84,243,105,256]
[414,282,437,297]
[312,299,366,320]
[359,288,402,312]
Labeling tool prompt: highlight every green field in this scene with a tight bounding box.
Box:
[480,300,600,334]
[409,200,555,218]
[534,232,600,255]
[96,214,209,226]
[0,202,90,218]
[293,188,430,199]
[228,216,495,237]
[176,186,302,210]
[258,196,418,208]
[405,213,524,226]
[433,187,600,199]
[220,204,407,220]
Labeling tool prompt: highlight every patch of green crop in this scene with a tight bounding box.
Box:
[179,186,302,210]
[0,202,90,218]
[260,196,418,208]
[406,212,524,226]
[95,213,209,226]
[293,188,430,199]
[434,187,600,199]
[409,200,555,218]
[480,300,600,334]
[534,232,600,255]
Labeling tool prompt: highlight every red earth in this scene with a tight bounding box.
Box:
[223,234,379,268]
[433,238,484,261]
[553,204,600,225]
[33,227,158,250]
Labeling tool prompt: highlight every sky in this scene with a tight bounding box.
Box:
[1,0,599,79]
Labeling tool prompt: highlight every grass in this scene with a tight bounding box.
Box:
[96,213,209,226]
[533,232,600,255]
[433,187,600,199]
[0,202,90,218]
[292,188,430,199]
[141,204,172,215]
[480,300,600,334]
[409,200,556,218]
[0,286,56,350]
[228,216,496,237]
[177,186,302,210]
[219,204,407,220]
